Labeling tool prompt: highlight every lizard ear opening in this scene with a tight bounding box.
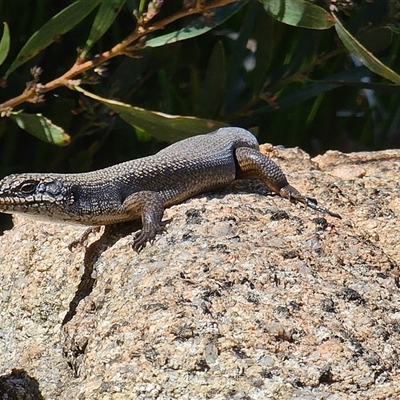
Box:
[68,185,79,205]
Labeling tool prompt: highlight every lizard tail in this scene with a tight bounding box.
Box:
[280,185,342,219]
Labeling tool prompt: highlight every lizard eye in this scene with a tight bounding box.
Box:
[19,181,38,194]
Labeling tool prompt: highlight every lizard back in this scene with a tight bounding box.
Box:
[0,127,259,225]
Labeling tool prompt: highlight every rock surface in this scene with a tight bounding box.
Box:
[0,145,399,399]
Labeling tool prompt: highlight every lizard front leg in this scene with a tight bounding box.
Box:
[234,147,341,218]
[68,226,102,251]
[122,191,167,252]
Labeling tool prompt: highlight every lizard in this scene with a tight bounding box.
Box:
[0,127,340,252]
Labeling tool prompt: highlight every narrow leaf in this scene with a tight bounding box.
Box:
[145,1,245,48]
[74,86,226,142]
[357,27,393,54]
[260,0,334,29]
[251,12,273,97]
[195,41,226,118]
[81,0,126,59]
[0,23,10,66]
[224,1,257,112]
[334,14,400,84]
[6,0,101,76]
[9,112,71,146]
[258,65,375,111]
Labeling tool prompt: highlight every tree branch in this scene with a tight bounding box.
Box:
[0,0,240,111]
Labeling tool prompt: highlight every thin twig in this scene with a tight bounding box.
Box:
[0,0,240,111]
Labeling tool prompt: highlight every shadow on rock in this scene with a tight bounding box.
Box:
[0,369,44,400]
[61,221,140,375]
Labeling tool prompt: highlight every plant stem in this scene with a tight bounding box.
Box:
[0,0,240,112]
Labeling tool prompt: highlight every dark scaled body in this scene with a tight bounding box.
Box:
[0,127,340,251]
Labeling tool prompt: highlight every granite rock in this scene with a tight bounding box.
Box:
[0,145,399,399]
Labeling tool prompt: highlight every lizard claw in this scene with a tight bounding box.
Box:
[131,229,150,253]
[131,220,170,253]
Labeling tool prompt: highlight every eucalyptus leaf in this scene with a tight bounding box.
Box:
[251,12,273,97]
[81,0,126,59]
[9,112,71,146]
[145,1,246,48]
[258,65,375,111]
[195,41,226,118]
[357,27,393,54]
[0,22,10,66]
[75,86,226,142]
[6,0,101,76]
[334,14,400,85]
[224,1,258,113]
[260,0,334,29]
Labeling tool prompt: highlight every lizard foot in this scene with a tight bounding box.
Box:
[131,219,171,253]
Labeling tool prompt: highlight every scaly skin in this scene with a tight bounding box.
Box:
[0,127,340,251]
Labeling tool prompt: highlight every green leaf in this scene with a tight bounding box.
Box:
[81,0,126,59]
[357,27,393,54]
[260,0,334,29]
[74,86,226,142]
[257,65,376,112]
[334,14,400,85]
[9,112,71,146]
[224,1,258,113]
[251,12,273,97]
[5,0,101,76]
[145,1,246,48]
[195,41,226,118]
[0,22,10,66]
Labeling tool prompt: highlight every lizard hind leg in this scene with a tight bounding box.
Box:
[234,147,291,195]
[234,147,341,219]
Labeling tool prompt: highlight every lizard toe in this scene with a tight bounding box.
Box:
[132,223,166,253]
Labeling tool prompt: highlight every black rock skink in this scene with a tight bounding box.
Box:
[0,127,340,251]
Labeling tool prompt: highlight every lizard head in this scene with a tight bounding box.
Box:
[0,173,76,220]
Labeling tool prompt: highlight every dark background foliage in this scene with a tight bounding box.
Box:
[0,0,399,178]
